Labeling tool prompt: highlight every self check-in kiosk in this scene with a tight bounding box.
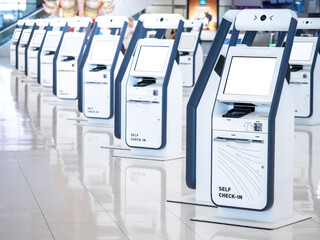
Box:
[17,20,36,72]
[39,18,68,87]
[178,20,203,88]
[188,9,298,224]
[79,16,127,122]
[288,18,320,125]
[54,17,92,99]
[27,19,50,78]
[10,20,25,67]
[114,14,184,159]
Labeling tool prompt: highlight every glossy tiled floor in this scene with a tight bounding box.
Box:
[0,56,319,240]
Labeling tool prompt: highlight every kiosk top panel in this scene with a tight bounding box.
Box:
[17,20,25,27]
[25,19,36,27]
[183,20,202,29]
[95,16,128,29]
[297,18,320,30]
[217,46,284,104]
[289,37,318,65]
[36,19,50,27]
[130,38,174,78]
[66,17,92,28]
[139,14,184,30]
[235,9,297,31]
[50,18,68,27]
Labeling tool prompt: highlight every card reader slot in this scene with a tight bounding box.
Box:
[222,105,255,118]
[44,51,55,55]
[62,56,75,62]
[214,137,264,144]
[127,100,159,104]
[84,82,108,84]
[134,77,156,87]
[289,82,308,85]
[90,65,107,72]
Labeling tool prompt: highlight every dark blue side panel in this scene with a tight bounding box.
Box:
[25,24,37,76]
[155,29,166,39]
[16,24,27,70]
[276,31,287,47]
[159,20,184,149]
[108,22,128,118]
[114,20,144,139]
[78,22,98,112]
[241,31,256,46]
[37,25,52,84]
[186,19,232,189]
[53,24,69,96]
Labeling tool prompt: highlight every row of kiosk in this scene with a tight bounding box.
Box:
[10,10,319,228]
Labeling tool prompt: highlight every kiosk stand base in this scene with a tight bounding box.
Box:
[167,195,216,207]
[112,150,185,161]
[192,210,311,230]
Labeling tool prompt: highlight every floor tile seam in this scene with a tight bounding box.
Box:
[52,151,130,240]
[12,151,56,240]
[120,170,204,239]
[162,202,206,239]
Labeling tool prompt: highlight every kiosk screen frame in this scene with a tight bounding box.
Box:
[13,30,21,41]
[61,36,84,55]
[289,41,315,64]
[44,34,61,50]
[21,32,31,44]
[217,46,283,104]
[223,56,277,97]
[89,40,117,63]
[32,32,45,45]
[134,45,170,73]
[178,35,197,51]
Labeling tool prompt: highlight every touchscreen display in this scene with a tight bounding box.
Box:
[134,46,170,72]
[224,57,277,96]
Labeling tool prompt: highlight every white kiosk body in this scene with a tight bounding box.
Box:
[118,14,184,158]
[27,19,49,78]
[209,10,297,223]
[178,20,203,88]
[82,16,127,122]
[39,18,67,87]
[288,18,320,125]
[10,20,25,66]
[17,20,35,72]
[56,17,92,99]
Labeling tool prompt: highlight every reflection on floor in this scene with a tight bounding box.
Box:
[0,56,319,240]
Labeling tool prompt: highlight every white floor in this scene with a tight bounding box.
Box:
[0,57,319,239]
